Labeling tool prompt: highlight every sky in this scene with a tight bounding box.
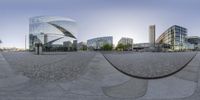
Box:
[0,0,200,48]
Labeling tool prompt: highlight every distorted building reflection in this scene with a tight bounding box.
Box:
[29,16,77,52]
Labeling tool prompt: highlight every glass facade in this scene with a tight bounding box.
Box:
[156,25,187,50]
[29,16,77,51]
[186,36,200,50]
[87,36,113,50]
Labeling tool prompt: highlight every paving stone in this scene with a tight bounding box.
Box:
[0,51,200,100]
[103,78,148,99]
[141,76,196,99]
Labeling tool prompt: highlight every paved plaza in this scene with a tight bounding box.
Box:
[103,52,197,79]
[0,51,200,100]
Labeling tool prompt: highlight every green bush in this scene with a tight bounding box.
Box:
[116,43,132,51]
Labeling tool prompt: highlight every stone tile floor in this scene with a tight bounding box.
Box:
[0,51,200,100]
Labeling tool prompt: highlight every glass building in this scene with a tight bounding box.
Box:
[156,25,187,51]
[186,36,200,50]
[87,36,113,50]
[29,16,77,51]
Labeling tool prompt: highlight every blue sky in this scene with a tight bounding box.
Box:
[0,0,200,48]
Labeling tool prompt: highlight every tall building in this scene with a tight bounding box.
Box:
[87,36,113,50]
[149,25,156,45]
[156,25,187,50]
[29,16,77,51]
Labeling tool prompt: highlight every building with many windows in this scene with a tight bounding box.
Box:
[156,25,187,51]
[118,37,133,51]
[118,37,133,45]
[149,25,156,45]
[87,36,113,50]
[29,16,77,51]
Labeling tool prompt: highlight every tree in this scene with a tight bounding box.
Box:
[101,44,113,51]
[116,43,125,51]
[116,43,132,51]
[123,43,132,51]
[80,44,87,51]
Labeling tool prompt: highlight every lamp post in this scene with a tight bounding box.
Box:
[25,35,26,50]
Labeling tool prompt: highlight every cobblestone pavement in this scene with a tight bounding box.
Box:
[2,52,96,81]
[0,51,200,100]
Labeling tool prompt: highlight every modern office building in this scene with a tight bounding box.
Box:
[149,25,156,45]
[29,16,77,51]
[133,43,151,51]
[118,37,133,45]
[87,36,113,50]
[156,25,187,51]
[118,37,133,50]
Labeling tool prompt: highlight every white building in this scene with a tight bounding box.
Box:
[118,37,133,50]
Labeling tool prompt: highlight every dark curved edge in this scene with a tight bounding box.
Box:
[101,52,198,79]
[48,22,76,39]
